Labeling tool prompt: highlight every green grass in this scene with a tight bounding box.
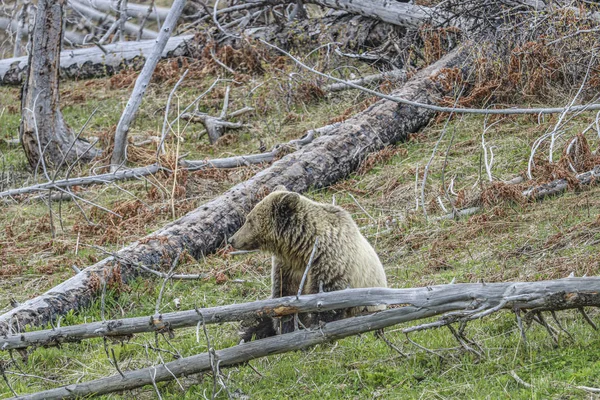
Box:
[1,53,600,399]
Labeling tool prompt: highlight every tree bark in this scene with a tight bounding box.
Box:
[0,46,467,335]
[8,277,600,399]
[19,0,100,170]
[2,278,598,351]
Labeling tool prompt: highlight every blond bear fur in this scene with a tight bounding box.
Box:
[229,187,387,341]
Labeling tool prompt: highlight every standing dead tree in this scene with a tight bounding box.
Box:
[19,0,100,171]
[7,277,600,399]
[0,45,468,335]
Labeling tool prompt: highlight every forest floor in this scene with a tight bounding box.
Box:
[1,50,600,399]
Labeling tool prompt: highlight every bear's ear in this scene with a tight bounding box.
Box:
[273,192,300,227]
[273,184,289,192]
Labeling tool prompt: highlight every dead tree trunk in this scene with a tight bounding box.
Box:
[306,0,434,28]
[0,35,194,85]
[0,46,468,335]
[19,0,100,171]
[9,278,600,399]
[2,278,598,351]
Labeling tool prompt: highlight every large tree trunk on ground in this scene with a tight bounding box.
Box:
[8,277,600,399]
[19,0,100,170]
[0,45,467,335]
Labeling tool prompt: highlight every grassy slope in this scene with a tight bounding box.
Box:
[1,57,599,399]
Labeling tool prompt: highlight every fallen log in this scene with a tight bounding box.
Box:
[0,45,468,335]
[522,166,600,199]
[2,277,599,351]
[0,35,193,85]
[307,0,435,29]
[83,0,171,21]
[68,0,158,39]
[0,16,86,44]
[9,277,600,399]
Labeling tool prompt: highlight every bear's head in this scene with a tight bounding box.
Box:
[228,185,300,251]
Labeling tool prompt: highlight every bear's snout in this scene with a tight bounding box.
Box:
[228,226,259,250]
[227,235,237,247]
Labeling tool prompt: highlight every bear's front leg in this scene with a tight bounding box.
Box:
[304,277,350,327]
[272,257,304,334]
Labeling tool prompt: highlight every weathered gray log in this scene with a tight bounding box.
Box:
[19,0,101,170]
[68,0,158,39]
[0,7,425,86]
[9,277,600,399]
[0,34,193,85]
[2,278,599,351]
[0,16,85,45]
[306,0,435,29]
[523,166,600,199]
[83,0,170,21]
[0,46,467,335]
[439,166,600,220]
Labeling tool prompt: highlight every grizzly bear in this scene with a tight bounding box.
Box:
[229,186,387,341]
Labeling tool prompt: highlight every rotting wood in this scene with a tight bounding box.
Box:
[2,278,598,352]
[82,0,171,21]
[522,166,600,199]
[8,277,600,399]
[68,0,158,39]
[306,0,435,29]
[0,16,86,45]
[0,46,468,335]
